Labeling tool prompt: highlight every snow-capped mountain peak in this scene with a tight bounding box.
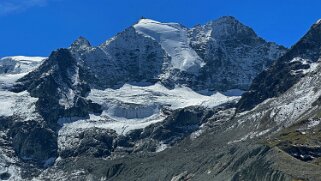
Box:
[133,18,205,73]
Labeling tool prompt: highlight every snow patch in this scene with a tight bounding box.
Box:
[156,142,169,153]
[290,57,319,75]
[228,129,270,144]
[307,120,320,129]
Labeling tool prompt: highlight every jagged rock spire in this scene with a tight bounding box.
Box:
[70,36,91,49]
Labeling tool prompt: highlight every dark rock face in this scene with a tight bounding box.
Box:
[105,163,125,179]
[0,172,11,180]
[279,144,321,162]
[6,49,102,168]
[57,106,219,159]
[60,128,117,158]
[141,107,213,144]
[189,16,287,91]
[238,21,321,111]
[75,27,171,89]
[8,121,57,167]
[15,48,101,124]
[110,106,221,155]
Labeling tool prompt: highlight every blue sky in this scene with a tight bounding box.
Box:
[1,0,321,57]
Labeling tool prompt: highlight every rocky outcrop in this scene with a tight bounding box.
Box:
[59,128,117,158]
[8,121,57,167]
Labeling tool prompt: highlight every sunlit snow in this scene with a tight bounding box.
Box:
[134,19,205,73]
[58,83,239,138]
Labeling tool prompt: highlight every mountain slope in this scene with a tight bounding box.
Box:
[238,19,321,111]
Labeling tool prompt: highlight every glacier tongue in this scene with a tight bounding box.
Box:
[133,19,204,73]
[88,83,239,111]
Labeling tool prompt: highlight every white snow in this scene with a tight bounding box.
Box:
[307,120,320,129]
[0,56,45,90]
[0,90,39,120]
[2,56,46,62]
[0,73,28,90]
[89,83,238,111]
[290,57,319,75]
[134,19,205,73]
[0,56,45,74]
[59,112,165,136]
[303,62,319,74]
[155,142,168,153]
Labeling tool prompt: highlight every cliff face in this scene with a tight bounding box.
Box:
[189,16,286,90]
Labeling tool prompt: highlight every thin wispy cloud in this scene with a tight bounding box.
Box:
[0,0,52,15]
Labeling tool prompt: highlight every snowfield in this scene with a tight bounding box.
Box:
[89,83,238,110]
[0,56,43,119]
[60,83,240,134]
[2,56,45,62]
[0,90,39,120]
[0,56,46,74]
[0,56,46,90]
